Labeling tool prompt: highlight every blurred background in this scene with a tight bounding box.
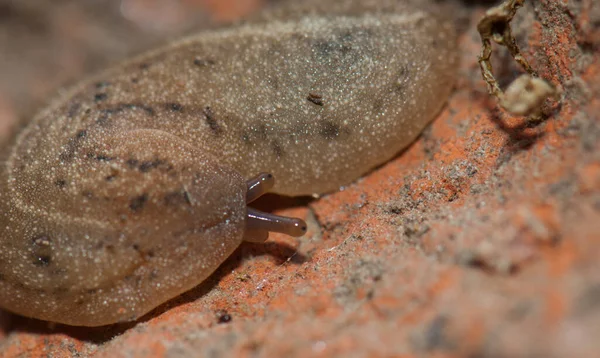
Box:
[0,0,269,138]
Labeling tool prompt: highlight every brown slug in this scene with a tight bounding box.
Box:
[0,0,456,326]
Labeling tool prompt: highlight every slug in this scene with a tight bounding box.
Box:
[0,0,456,326]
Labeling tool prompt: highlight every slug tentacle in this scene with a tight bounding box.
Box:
[246,172,274,203]
[245,207,307,241]
[244,173,307,243]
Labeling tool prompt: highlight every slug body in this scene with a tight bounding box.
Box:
[0,0,456,326]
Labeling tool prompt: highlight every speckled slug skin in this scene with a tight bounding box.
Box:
[0,0,456,326]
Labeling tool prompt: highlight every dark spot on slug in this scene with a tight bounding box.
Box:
[271,140,285,158]
[193,58,215,67]
[86,152,114,162]
[312,30,360,62]
[320,121,341,140]
[339,30,355,43]
[129,194,148,212]
[166,102,184,112]
[392,66,412,96]
[35,255,51,267]
[307,92,324,106]
[105,244,116,254]
[203,106,221,134]
[139,159,166,172]
[125,158,172,173]
[314,39,352,59]
[241,132,250,143]
[94,93,108,102]
[59,130,88,162]
[253,124,268,141]
[55,179,67,188]
[30,235,53,268]
[96,111,110,126]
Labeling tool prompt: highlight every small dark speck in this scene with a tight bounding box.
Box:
[94,93,108,102]
[76,130,87,139]
[216,309,232,324]
[87,288,99,295]
[166,102,184,112]
[95,154,113,161]
[129,194,148,212]
[139,159,166,172]
[193,58,215,67]
[307,92,324,106]
[55,179,67,188]
[87,152,113,162]
[35,255,51,267]
[203,106,221,134]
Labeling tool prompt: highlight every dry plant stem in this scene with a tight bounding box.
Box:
[477,0,556,119]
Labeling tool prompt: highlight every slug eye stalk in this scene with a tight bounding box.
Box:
[244,173,307,243]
